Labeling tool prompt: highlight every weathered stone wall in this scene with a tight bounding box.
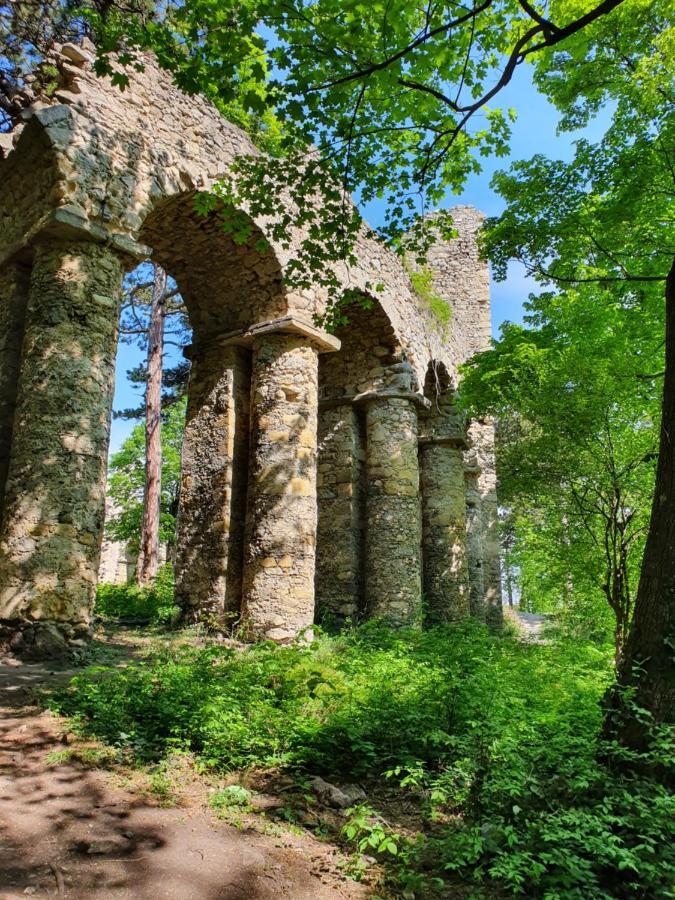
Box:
[315,404,365,623]
[464,467,486,619]
[98,532,168,585]
[426,207,503,621]
[466,419,503,626]
[419,366,470,622]
[175,343,251,623]
[98,535,136,586]
[0,263,29,523]
[425,206,493,376]
[0,41,502,651]
[363,395,424,624]
[0,241,122,654]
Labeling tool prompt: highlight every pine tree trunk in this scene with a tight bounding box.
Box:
[136,264,166,586]
[608,258,675,750]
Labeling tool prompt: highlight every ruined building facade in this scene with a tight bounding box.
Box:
[0,44,501,654]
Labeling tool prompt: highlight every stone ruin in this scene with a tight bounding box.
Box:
[0,43,501,656]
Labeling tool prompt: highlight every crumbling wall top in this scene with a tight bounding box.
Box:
[0,42,493,386]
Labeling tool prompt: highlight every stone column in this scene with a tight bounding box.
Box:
[464,465,486,621]
[0,241,123,654]
[174,342,251,626]
[360,392,424,625]
[472,419,503,627]
[315,402,365,624]
[420,431,470,623]
[0,261,30,524]
[241,320,339,641]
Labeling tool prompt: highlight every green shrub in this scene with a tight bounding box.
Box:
[209,784,253,813]
[94,564,179,625]
[51,621,674,897]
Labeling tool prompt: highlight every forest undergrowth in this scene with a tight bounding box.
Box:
[49,595,675,899]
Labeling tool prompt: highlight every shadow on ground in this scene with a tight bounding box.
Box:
[0,650,367,900]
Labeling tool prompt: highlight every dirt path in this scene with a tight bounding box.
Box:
[0,659,369,900]
[514,611,550,642]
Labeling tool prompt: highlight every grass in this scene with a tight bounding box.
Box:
[94,564,179,625]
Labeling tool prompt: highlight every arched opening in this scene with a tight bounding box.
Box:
[0,181,324,650]
[139,194,287,341]
[0,45,501,655]
[133,195,299,630]
[315,294,421,626]
[100,259,190,588]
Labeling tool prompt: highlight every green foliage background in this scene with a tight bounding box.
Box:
[460,283,661,642]
[105,397,186,550]
[95,564,178,624]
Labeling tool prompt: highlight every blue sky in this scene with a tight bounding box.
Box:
[109,66,610,454]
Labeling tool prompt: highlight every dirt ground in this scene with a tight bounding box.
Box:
[0,656,371,900]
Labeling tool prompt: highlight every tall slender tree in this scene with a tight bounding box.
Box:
[117,263,189,583]
[135,263,166,585]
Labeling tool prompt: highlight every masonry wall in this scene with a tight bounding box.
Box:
[0,41,502,654]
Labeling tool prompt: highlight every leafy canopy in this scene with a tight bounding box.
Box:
[461,282,661,645]
[84,0,641,255]
[483,0,673,287]
[462,0,672,649]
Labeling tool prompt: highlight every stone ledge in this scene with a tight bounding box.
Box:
[0,618,91,660]
[419,434,468,449]
[187,316,341,360]
[318,395,360,410]
[1,206,152,268]
[353,389,431,411]
[248,316,341,353]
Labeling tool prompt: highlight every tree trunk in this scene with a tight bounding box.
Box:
[136,264,166,586]
[505,565,514,607]
[607,258,675,751]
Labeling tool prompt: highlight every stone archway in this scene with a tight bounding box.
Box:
[316,295,429,626]
[0,42,502,654]
[136,191,342,639]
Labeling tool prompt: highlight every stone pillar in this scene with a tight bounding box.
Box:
[0,241,123,654]
[464,418,503,627]
[0,261,29,524]
[241,321,339,641]
[464,466,485,620]
[420,433,470,623]
[360,392,424,625]
[174,342,251,626]
[315,402,365,624]
[472,419,503,627]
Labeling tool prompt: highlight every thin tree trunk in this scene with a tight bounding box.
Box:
[506,565,514,607]
[607,258,675,753]
[136,264,166,586]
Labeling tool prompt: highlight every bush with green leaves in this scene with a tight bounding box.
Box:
[52,622,673,897]
[94,565,179,625]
